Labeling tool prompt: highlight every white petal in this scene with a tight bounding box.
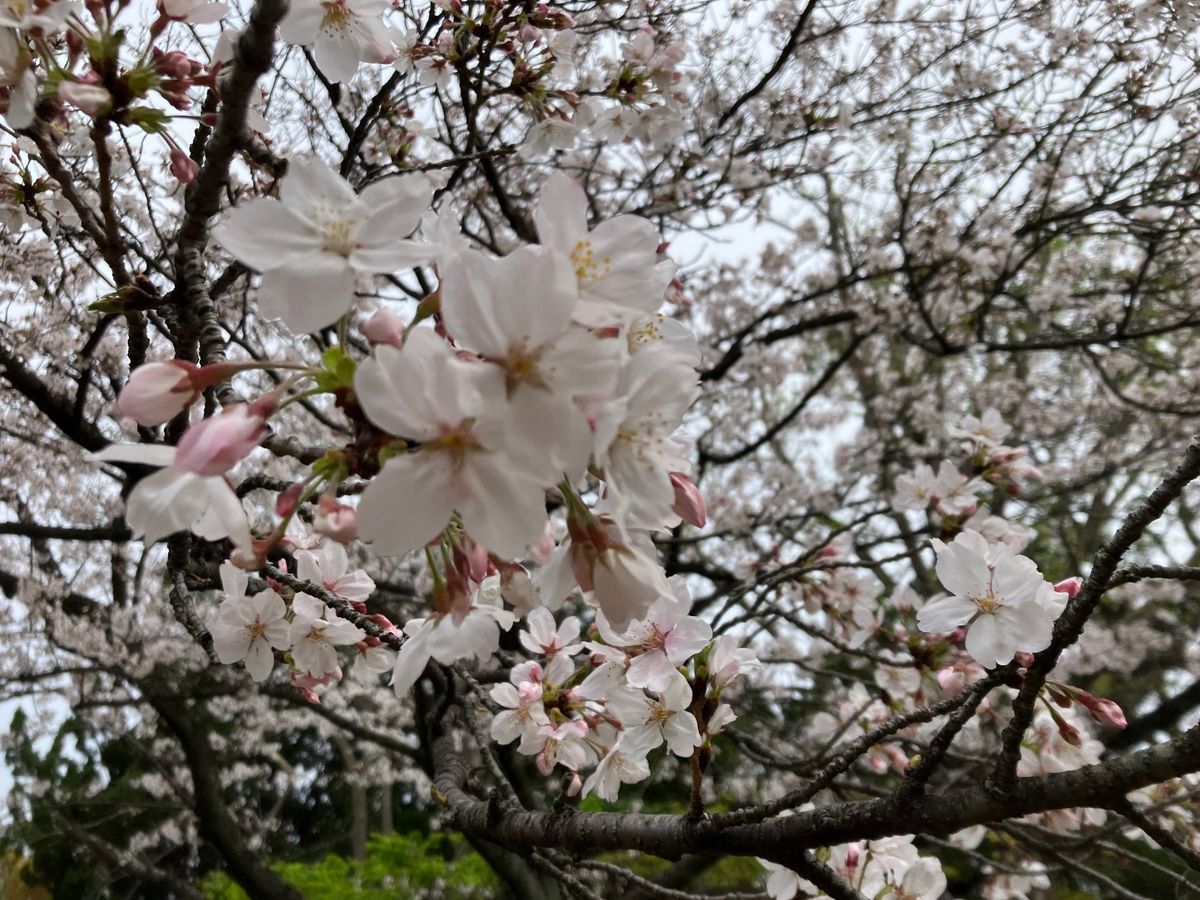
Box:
[257,256,355,333]
[358,452,455,556]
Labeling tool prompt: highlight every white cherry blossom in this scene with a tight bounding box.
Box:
[278,0,395,83]
[90,444,251,553]
[534,172,674,327]
[593,345,698,530]
[917,529,1064,666]
[440,244,622,475]
[581,728,656,801]
[287,593,366,676]
[295,541,375,603]
[605,670,701,757]
[214,160,431,333]
[355,327,560,559]
[210,563,289,681]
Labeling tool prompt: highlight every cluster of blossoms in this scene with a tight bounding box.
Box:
[208,542,391,697]
[92,166,735,799]
[2,0,687,173]
[486,582,757,802]
[761,835,947,900]
[893,408,1043,523]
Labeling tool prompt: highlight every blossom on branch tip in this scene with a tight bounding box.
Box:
[917,529,1065,667]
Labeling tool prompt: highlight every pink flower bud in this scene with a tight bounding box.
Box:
[118,360,203,425]
[1014,651,1035,668]
[669,471,707,528]
[313,494,358,543]
[566,771,582,797]
[275,483,303,517]
[1053,577,1082,599]
[936,666,965,698]
[59,81,113,117]
[1058,719,1082,747]
[170,149,200,184]
[360,308,406,347]
[175,404,268,476]
[366,613,398,633]
[1076,690,1127,729]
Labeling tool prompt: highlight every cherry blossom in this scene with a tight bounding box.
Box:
[518,607,582,658]
[295,541,374,604]
[278,0,394,83]
[287,593,366,676]
[354,327,559,559]
[917,529,1064,666]
[592,346,699,530]
[214,161,431,333]
[580,728,656,801]
[439,244,621,473]
[598,582,711,692]
[209,563,289,681]
[533,172,674,327]
[90,444,252,552]
[605,670,701,757]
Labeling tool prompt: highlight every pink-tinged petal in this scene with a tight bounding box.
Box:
[534,172,588,253]
[490,683,521,707]
[358,452,455,555]
[314,27,360,83]
[458,459,548,561]
[258,256,355,333]
[915,595,977,633]
[964,614,1013,667]
[213,198,321,271]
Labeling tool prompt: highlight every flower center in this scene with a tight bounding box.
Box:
[570,239,612,283]
[319,216,356,256]
[432,421,483,468]
[321,1,353,35]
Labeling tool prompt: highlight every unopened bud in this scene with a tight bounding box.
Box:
[1053,577,1082,599]
[360,308,406,347]
[313,494,358,543]
[170,148,200,184]
[669,471,706,528]
[175,403,269,476]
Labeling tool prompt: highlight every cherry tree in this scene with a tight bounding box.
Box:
[3,0,1200,897]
